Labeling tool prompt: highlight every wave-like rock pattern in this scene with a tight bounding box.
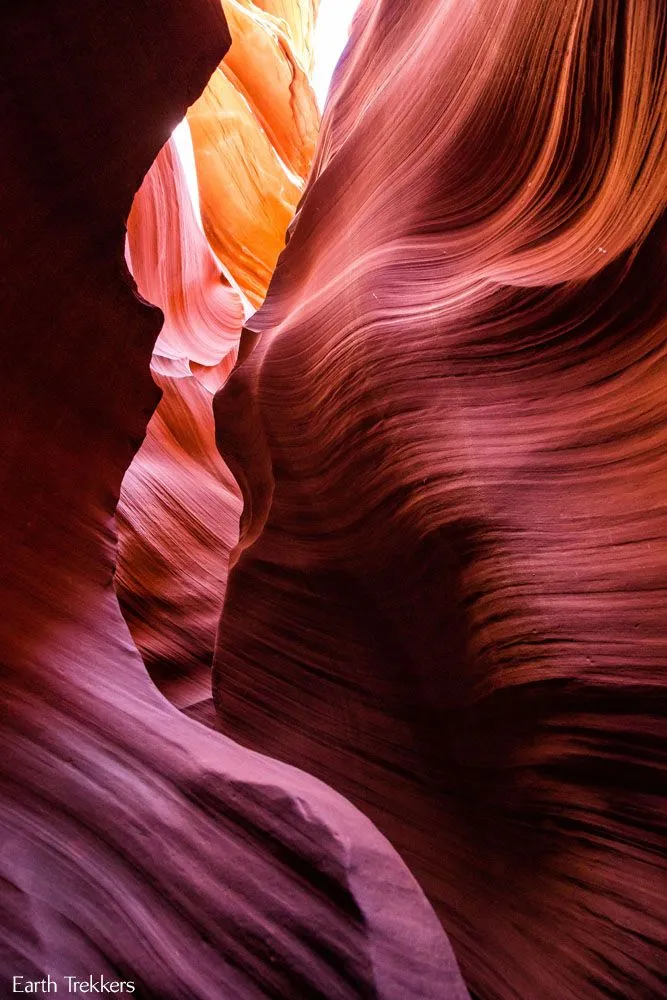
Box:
[188,0,320,306]
[0,1,468,996]
[117,1,320,686]
[213,1,667,997]
[117,137,243,697]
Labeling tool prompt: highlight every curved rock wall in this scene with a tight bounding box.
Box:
[0,2,467,996]
[213,1,667,997]
[188,0,320,306]
[116,0,321,691]
[116,137,244,699]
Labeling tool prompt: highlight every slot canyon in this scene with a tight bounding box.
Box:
[0,1,665,998]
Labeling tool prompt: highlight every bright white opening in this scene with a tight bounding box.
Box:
[171,118,203,226]
[312,0,361,110]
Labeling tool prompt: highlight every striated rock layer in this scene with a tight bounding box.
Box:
[117,0,320,690]
[188,0,320,307]
[0,1,468,996]
[117,137,244,701]
[213,1,667,998]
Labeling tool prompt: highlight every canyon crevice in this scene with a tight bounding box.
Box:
[0,2,468,997]
[1,1,666,999]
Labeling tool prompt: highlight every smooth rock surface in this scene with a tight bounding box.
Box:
[117,0,321,689]
[117,137,243,697]
[213,1,667,997]
[0,2,468,997]
[188,0,320,306]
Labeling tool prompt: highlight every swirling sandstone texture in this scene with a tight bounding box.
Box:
[0,1,468,997]
[116,137,244,702]
[116,0,320,694]
[213,1,667,998]
[188,0,320,306]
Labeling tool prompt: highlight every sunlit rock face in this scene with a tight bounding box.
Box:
[0,1,468,996]
[255,1,318,73]
[116,0,320,692]
[117,138,244,700]
[213,1,667,998]
[188,0,320,306]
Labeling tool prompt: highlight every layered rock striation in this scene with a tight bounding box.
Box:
[212,1,667,997]
[0,2,468,997]
[116,0,321,694]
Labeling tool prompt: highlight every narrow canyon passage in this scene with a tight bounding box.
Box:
[2,2,666,999]
[115,1,363,708]
[115,1,325,705]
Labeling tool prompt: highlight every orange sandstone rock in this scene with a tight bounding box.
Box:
[188,0,320,306]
